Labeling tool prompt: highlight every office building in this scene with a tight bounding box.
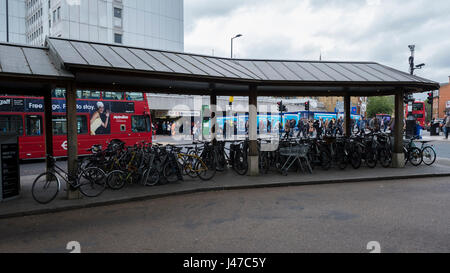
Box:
[1,0,184,52]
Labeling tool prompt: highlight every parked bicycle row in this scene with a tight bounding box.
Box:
[32,130,436,204]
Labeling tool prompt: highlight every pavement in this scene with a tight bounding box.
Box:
[2,157,450,220]
[1,176,449,253]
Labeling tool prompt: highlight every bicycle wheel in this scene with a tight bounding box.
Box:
[379,148,392,168]
[409,147,423,166]
[350,150,362,169]
[106,170,126,190]
[32,172,60,204]
[366,150,377,168]
[422,147,436,166]
[163,161,181,183]
[196,159,216,181]
[233,151,248,175]
[78,167,107,197]
[142,167,160,186]
[320,150,331,170]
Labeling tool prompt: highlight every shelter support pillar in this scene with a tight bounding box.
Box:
[248,85,259,176]
[393,89,405,168]
[66,83,81,199]
[344,94,351,136]
[43,86,54,173]
[210,88,217,144]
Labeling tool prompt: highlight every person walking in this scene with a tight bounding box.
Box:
[444,113,450,139]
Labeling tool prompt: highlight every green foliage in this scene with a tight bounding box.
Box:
[366,96,395,118]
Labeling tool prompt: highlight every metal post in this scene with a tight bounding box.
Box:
[393,89,405,168]
[6,0,9,42]
[210,86,217,144]
[43,87,54,172]
[344,94,351,136]
[248,85,259,176]
[66,83,80,199]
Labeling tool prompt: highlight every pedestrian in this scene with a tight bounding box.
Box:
[444,113,450,139]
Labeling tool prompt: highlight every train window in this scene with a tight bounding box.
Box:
[77,90,101,99]
[131,115,150,132]
[0,115,23,135]
[26,115,43,136]
[52,116,88,135]
[52,88,66,98]
[102,91,124,100]
[126,92,143,101]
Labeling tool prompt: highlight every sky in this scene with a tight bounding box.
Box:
[184,0,450,94]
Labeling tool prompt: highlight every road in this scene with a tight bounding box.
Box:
[1,177,449,253]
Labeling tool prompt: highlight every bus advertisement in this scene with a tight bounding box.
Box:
[0,89,152,160]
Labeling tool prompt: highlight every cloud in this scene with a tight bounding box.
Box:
[184,0,450,83]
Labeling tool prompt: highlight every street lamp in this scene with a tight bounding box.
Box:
[6,0,9,42]
[231,34,243,58]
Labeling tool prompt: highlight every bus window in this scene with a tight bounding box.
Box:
[413,103,424,111]
[77,90,101,100]
[52,116,67,135]
[52,88,66,98]
[26,115,43,136]
[102,91,124,100]
[0,115,23,135]
[126,92,143,101]
[132,115,149,132]
[52,116,89,135]
[77,116,88,134]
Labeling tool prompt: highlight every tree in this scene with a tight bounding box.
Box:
[366,96,395,118]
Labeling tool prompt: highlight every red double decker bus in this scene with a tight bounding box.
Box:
[0,89,152,160]
[405,101,426,129]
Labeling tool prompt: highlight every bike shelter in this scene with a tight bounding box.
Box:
[0,37,440,200]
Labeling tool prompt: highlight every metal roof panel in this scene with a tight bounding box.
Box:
[22,47,61,76]
[267,61,302,81]
[252,61,285,80]
[161,52,207,75]
[49,38,87,65]
[146,51,191,74]
[0,45,31,75]
[90,44,132,69]
[70,41,110,67]
[175,54,225,77]
[296,62,334,81]
[281,62,318,81]
[110,46,153,71]
[128,48,172,72]
[235,60,268,80]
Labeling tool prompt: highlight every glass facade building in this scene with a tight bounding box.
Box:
[1,0,184,52]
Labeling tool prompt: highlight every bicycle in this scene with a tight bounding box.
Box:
[32,155,107,204]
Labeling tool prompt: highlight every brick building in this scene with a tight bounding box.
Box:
[433,77,450,119]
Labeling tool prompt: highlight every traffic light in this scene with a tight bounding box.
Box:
[305,101,310,111]
[427,92,433,104]
[277,101,282,112]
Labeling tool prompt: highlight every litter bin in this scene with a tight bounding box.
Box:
[0,134,20,202]
[430,122,440,136]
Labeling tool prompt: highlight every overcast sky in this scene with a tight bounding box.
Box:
[184,0,450,88]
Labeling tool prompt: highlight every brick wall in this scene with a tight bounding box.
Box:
[437,80,450,119]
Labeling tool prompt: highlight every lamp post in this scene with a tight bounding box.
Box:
[231,34,243,58]
[406,45,426,137]
[6,0,9,42]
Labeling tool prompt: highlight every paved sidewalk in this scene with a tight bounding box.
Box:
[1,158,450,219]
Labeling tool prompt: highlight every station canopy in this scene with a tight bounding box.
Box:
[0,37,440,96]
